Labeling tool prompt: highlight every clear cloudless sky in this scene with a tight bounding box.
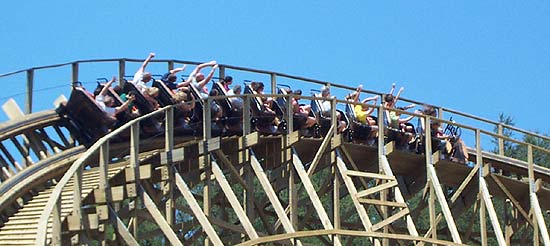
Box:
[1,1,549,136]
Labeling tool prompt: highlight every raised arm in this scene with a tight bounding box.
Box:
[361,95,379,104]
[352,85,363,102]
[390,87,404,107]
[364,97,378,115]
[400,114,415,123]
[98,76,116,96]
[137,53,155,73]
[187,61,217,81]
[403,103,416,110]
[193,64,219,89]
[114,94,135,115]
[198,64,218,88]
[388,83,396,95]
[169,64,187,75]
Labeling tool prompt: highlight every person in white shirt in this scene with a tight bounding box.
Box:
[319,85,347,132]
[96,76,135,119]
[131,52,155,92]
[184,61,218,98]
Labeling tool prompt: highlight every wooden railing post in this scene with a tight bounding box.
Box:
[476,129,488,246]
[437,107,444,120]
[270,73,277,94]
[129,122,140,239]
[25,69,33,114]
[203,98,212,246]
[98,141,111,244]
[168,60,174,71]
[52,198,62,245]
[242,95,255,221]
[71,62,79,84]
[498,124,504,156]
[377,105,388,245]
[331,97,337,135]
[164,107,175,232]
[285,94,293,134]
[219,65,225,81]
[118,59,126,86]
[70,164,83,243]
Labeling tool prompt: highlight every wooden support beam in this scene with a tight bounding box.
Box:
[371,208,410,232]
[479,165,506,245]
[335,155,379,246]
[530,194,550,246]
[211,160,259,240]
[173,171,223,245]
[477,130,488,246]
[141,186,185,246]
[355,180,398,198]
[424,163,480,238]
[357,198,408,208]
[213,149,247,187]
[109,205,139,246]
[490,174,532,226]
[345,170,395,181]
[291,150,342,245]
[379,154,420,240]
[307,125,335,177]
[426,165,462,243]
[428,182,437,241]
[249,152,302,246]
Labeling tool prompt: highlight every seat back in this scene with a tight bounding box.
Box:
[63,87,117,144]
[122,82,154,115]
[152,80,176,107]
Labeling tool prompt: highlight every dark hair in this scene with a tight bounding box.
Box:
[168,74,177,82]
[384,94,394,103]
[421,105,437,116]
[250,82,259,91]
[292,89,302,96]
[223,76,233,84]
[113,85,123,95]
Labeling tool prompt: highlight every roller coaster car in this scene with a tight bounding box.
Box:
[57,86,116,145]
[186,84,225,137]
[211,82,242,135]
[121,82,162,134]
[344,103,377,142]
[309,92,349,138]
[385,122,416,151]
[243,84,280,135]
[275,87,308,131]
[442,119,468,164]
[121,82,155,116]
[93,83,136,125]
[152,80,176,107]
[151,80,197,135]
[416,118,466,163]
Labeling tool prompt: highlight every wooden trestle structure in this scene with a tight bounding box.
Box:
[0,59,548,245]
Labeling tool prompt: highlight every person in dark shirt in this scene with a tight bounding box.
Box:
[161,65,187,91]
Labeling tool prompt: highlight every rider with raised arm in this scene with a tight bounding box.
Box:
[161,64,187,91]
[351,85,379,126]
[185,61,218,98]
[96,76,135,119]
[131,52,155,92]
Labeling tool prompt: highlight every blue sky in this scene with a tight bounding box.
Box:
[1,1,549,142]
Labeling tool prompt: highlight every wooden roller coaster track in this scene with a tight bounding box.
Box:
[0,59,548,245]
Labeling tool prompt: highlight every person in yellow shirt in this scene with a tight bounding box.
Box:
[346,85,379,140]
